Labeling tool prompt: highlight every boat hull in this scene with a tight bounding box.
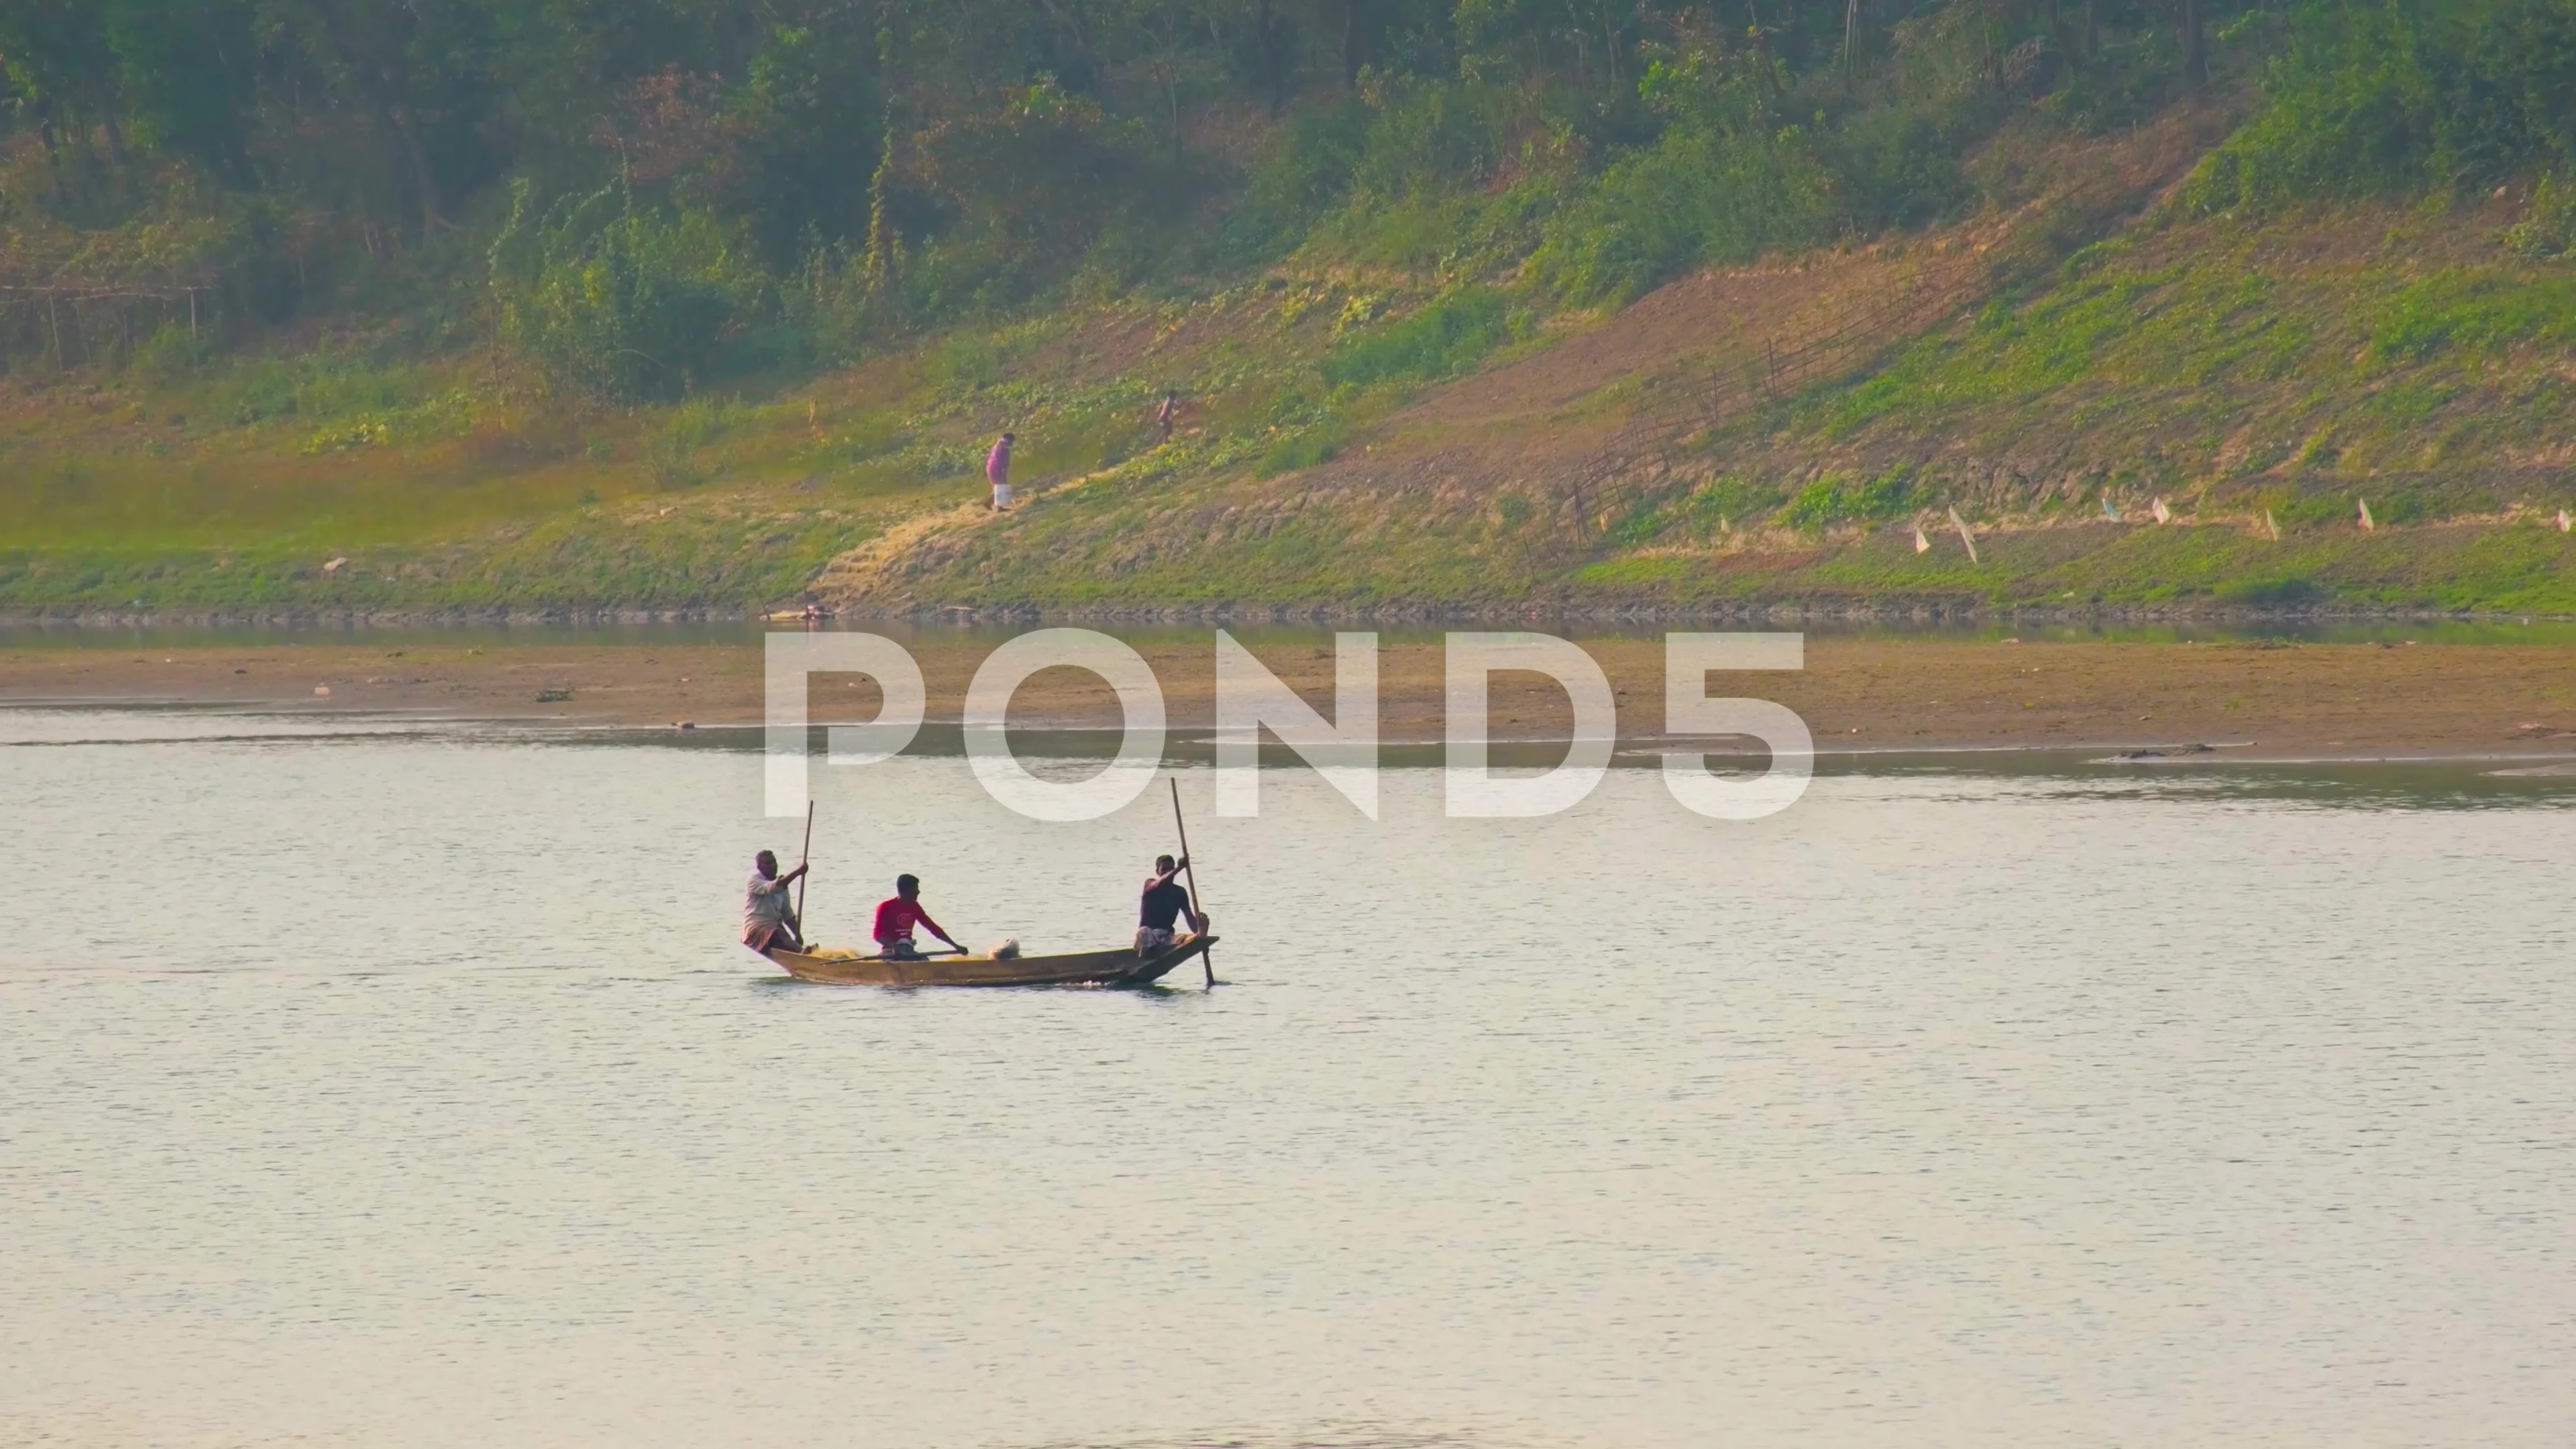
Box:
[765,934,1216,987]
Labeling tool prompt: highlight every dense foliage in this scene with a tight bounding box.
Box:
[2189,0,2576,213]
[0,1,2512,400]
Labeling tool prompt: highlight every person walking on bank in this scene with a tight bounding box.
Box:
[1154,391,1179,446]
[987,431,1015,511]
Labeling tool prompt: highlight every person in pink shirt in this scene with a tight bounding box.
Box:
[873,873,962,961]
[987,431,1015,510]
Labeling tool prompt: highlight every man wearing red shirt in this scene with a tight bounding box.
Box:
[873,873,962,961]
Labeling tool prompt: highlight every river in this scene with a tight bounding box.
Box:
[3,706,2571,1447]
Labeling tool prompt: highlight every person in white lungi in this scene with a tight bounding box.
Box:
[741,850,808,957]
[987,431,1015,510]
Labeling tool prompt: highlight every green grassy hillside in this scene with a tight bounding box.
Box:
[13,171,2576,618]
[8,3,2576,617]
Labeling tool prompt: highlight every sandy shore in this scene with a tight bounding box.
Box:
[5,635,2576,757]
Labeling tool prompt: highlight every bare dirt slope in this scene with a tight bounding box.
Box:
[816,103,2237,613]
[1392,101,2233,450]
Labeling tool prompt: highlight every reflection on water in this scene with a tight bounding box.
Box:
[4,711,2575,1448]
[0,702,453,747]
[16,705,2576,814]
[1841,753,2576,811]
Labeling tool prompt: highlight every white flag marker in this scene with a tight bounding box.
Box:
[1947,505,1980,564]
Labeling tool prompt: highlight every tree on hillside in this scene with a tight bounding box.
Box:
[0,0,131,178]
[267,0,510,232]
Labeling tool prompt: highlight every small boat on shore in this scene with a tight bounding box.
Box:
[764,934,1216,987]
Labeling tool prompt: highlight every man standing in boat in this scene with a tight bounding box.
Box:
[874,873,963,961]
[743,850,809,957]
[1137,855,1207,957]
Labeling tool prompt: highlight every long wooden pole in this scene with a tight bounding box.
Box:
[794,800,814,942]
[1169,777,1214,988]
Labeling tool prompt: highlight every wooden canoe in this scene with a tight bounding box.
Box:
[764,934,1216,987]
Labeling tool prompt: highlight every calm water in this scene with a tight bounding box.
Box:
[4,708,2573,1448]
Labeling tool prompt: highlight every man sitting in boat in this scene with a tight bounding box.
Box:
[1136,855,1207,957]
[743,850,810,956]
[873,874,963,961]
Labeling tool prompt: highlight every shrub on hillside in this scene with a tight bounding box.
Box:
[2363,269,2576,363]
[1529,123,1835,304]
[1782,469,1924,531]
[775,241,875,368]
[131,324,215,386]
[1527,52,1834,305]
[489,180,765,402]
[2504,172,2576,258]
[1226,104,1373,254]
[2188,0,2576,214]
[1823,105,1970,233]
[1352,79,1524,200]
[913,79,1153,248]
[902,78,1218,315]
[1322,287,1525,386]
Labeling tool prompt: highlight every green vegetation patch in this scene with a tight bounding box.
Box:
[1322,288,1524,388]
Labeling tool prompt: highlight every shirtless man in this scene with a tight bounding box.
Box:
[1136,854,1207,957]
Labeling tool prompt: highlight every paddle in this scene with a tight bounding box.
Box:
[794,800,813,947]
[1169,777,1214,988]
